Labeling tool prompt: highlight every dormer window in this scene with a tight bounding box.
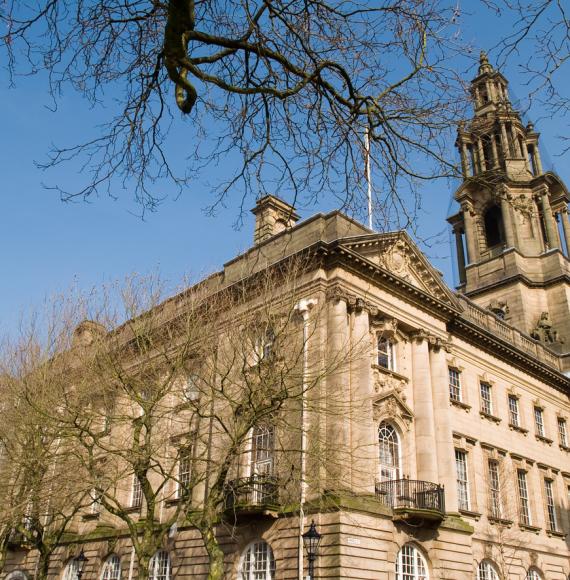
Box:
[377,336,395,371]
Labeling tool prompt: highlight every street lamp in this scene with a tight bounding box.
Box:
[302,520,322,580]
[75,549,88,580]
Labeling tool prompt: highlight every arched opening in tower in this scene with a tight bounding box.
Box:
[484,204,505,249]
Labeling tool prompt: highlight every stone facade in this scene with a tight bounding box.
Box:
[3,58,570,580]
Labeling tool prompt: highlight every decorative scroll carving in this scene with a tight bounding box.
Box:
[487,299,509,320]
[372,387,414,430]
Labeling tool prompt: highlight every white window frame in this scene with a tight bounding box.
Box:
[250,425,275,478]
[508,395,520,427]
[100,555,121,580]
[149,551,170,580]
[62,560,79,580]
[517,470,532,525]
[477,560,500,580]
[455,449,470,511]
[488,460,502,519]
[526,568,543,580]
[378,422,401,482]
[131,474,143,509]
[480,382,493,415]
[377,336,396,371]
[534,407,545,437]
[177,447,192,499]
[557,418,568,447]
[395,543,429,580]
[449,368,462,402]
[544,478,558,531]
[239,540,276,580]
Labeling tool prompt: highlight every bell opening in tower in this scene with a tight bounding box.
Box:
[483,204,505,249]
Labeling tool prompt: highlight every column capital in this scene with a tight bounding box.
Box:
[460,201,475,216]
[428,336,453,353]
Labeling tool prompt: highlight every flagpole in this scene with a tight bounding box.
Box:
[365,127,373,230]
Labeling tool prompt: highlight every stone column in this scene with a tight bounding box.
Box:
[460,142,470,177]
[428,339,459,513]
[453,225,467,283]
[462,202,479,263]
[534,145,544,174]
[477,139,486,172]
[490,134,499,168]
[538,188,559,250]
[349,304,376,493]
[560,207,570,256]
[410,331,438,484]
[326,294,351,490]
[500,122,510,156]
[500,193,516,248]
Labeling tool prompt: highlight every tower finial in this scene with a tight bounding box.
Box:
[478,50,493,74]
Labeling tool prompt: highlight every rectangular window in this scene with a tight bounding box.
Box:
[377,337,395,371]
[488,460,502,519]
[480,382,493,415]
[455,450,470,511]
[89,488,102,515]
[558,418,568,447]
[177,447,192,498]
[449,368,462,402]
[131,475,143,508]
[517,470,531,525]
[534,407,545,437]
[544,479,557,531]
[508,395,520,427]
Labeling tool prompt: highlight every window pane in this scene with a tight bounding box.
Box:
[449,368,462,402]
[101,555,121,580]
[558,419,568,447]
[455,450,469,511]
[378,423,400,481]
[480,383,492,415]
[508,395,519,426]
[241,541,276,580]
[517,470,531,525]
[149,551,170,580]
[488,460,501,518]
[377,337,395,370]
[534,407,545,437]
[395,544,428,580]
[544,479,557,531]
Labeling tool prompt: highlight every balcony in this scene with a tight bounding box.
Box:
[375,479,445,525]
[224,474,279,515]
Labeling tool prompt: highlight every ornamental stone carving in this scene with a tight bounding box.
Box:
[530,311,564,344]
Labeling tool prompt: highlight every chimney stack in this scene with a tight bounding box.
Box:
[251,195,300,244]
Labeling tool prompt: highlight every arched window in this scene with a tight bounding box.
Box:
[62,560,79,580]
[378,422,401,482]
[101,555,121,580]
[149,551,170,580]
[484,205,505,249]
[526,569,543,580]
[240,541,276,580]
[477,560,499,580]
[395,544,428,580]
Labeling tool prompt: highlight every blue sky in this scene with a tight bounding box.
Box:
[1,5,569,336]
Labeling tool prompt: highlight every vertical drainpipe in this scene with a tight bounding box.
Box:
[294,299,317,580]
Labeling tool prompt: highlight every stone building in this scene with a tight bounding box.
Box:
[2,55,570,580]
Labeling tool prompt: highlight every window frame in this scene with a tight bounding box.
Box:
[526,569,543,580]
[455,449,470,511]
[508,394,520,427]
[517,470,532,526]
[177,446,192,499]
[149,550,170,580]
[479,382,493,415]
[477,560,500,580]
[544,478,558,531]
[378,422,401,482]
[534,407,545,438]
[448,368,462,403]
[239,540,276,580]
[131,474,143,509]
[395,543,429,580]
[558,418,568,447]
[377,336,396,371]
[100,555,121,580]
[487,459,502,519]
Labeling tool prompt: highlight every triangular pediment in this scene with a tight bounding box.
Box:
[339,232,459,307]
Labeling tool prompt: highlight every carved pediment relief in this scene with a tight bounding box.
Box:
[373,371,414,427]
[339,232,458,307]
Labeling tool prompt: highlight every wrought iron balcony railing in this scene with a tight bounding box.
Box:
[375,478,445,521]
[224,474,279,510]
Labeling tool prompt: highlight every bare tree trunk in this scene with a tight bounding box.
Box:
[201,527,225,580]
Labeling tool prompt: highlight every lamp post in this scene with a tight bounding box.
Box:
[75,549,88,580]
[302,520,322,580]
